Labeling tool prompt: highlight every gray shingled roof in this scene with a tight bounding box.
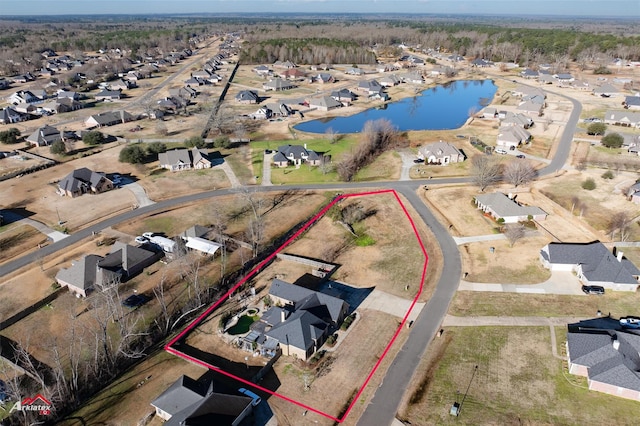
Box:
[58,167,108,194]
[544,242,640,285]
[165,392,253,426]
[98,241,157,275]
[55,254,102,291]
[265,309,328,352]
[151,375,206,416]
[419,141,463,160]
[276,145,320,162]
[568,330,640,392]
[269,279,347,323]
[475,192,546,219]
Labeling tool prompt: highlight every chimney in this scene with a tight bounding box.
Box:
[304,143,307,150]
[617,251,624,262]
[612,336,620,351]
[280,309,287,323]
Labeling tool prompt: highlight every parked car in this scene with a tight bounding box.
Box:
[134,236,148,244]
[142,232,154,239]
[516,154,526,159]
[620,316,640,328]
[581,285,605,295]
[495,148,508,155]
[122,294,151,308]
[238,388,261,406]
[583,117,602,123]
[413,158,424,163]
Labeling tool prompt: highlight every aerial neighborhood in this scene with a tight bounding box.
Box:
[1,9,640,426]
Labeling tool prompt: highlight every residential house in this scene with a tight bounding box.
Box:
[471,58,493,68]
[624,96,640,110]
[249,107,271,120]
[475,192,547,223]
[429,66,451,77]
[13,103,37,114]
[57,90,79,100]
[8,90,39,105]
[263,78,295,92]
[308,96,341,111]
[94,89,122,101]
[501,112,534,128]
[309,73,334,84]
[482,107,497,119]
[180,224,211,241]
[402,72,424,84]
[279,68,307,80]
[593,84,620,97]
[158,147,212,172]
[538,74,556,84]
[151,375,254,426]
[511,86,546,99]
[496,126,531,149]
[376,63,398,73]
[627,182,640,204]
[418,141,465,165]
[273,60,296,69]
[520,68,539,79]
[540,242,640,291]
[253,65,271,76]
[571,80,590,91]
[272,144,321,167]
[264,102,292,117]
[56,242,161,297]
[605,110,640,128]
[235,90,260,104]
[262,279,349,360]
[345,67,364,76]
[185,76,205,86]
[58,167,114,197]
[26,125,62,147]
[85,111,133,128]
[39,98,82,114]
[356,79,383,96]
[0,107,26,124]
[379,75,401,87]
[157,98,179,112]
[331,89,357,106]
[169,86,198,100]
[555,73,574,83]
[517,100,544,117]
[0,78,10,89]
[109,79,134,91]
[566,319,640,401]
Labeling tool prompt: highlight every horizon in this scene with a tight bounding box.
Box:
[2,1,639,18]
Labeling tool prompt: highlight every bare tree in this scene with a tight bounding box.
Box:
[608,211,632,241]
[325,127,340,144]
[504,159,537,187]
[471,155,502,192]
[235,187,266,256]
[153,273,175,336]
[504,223,526,247]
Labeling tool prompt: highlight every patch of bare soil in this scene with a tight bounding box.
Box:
[142,167,231,201]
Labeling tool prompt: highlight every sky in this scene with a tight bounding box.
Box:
[3,1,639,17]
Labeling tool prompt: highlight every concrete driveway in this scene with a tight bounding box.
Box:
[358,289,425,322]
[458,270,584,295]
[121,180,155,207]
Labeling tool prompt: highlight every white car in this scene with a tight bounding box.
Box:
[134,236,148,244]
[495,148,508,155]
[142,232,154,239]
[238,388,261,406]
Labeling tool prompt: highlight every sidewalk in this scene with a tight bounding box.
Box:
[458,271,584,295]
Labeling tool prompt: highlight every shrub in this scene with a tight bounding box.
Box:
[340,313,356,331]
[82,130,105,145]
[119,144,145,163]
[50,139,66,155]
[593,66,612,75]
[326,334,338,347]
[582,177,596,190]
[601,133,624,149]
[147,141,167,155]
[602,170,614,179]
[496,218,505,224]
[354,234,375,246]
[587,122,606,136]
[0,128,21,144]
[213,136,230,148]
[185,136,206,149]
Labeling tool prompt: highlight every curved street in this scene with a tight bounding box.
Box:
[0,85,582,426]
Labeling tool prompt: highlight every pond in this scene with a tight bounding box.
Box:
[294,79,497,134]
[227,315,258,335]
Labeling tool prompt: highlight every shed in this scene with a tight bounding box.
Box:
[185,237,221,255]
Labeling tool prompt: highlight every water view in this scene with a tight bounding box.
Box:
[294,79,497,134]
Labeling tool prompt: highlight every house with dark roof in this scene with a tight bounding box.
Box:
[272,144,321,167]
[475,192,547,223]
[58,167,113,197]
[151,375,254,426]
[0,107,26,124]
[331,88,357,105]
[158,148,212,172]
[540,242,640,291]
[501,112,534,129]
[94,89,122,101]
[496,126,531,149]
[26,125,62,147]
[84,111,133,128]
[235,90,260,104]
[418,141,465,165]
[55,242,161,297]
[258,279,349,360]
[356,79,383,95]
[567,320,640,401]
[624,96,640,110]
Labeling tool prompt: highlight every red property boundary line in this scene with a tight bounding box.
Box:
[165,189,429,423]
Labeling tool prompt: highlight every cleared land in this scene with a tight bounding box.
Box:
[400,326,640,426]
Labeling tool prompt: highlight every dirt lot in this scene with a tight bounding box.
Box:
[399,326,640,426]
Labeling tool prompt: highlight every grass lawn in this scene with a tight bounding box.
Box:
[403,326,640,425]
[450,290,640,317]
[249,137,358,184]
